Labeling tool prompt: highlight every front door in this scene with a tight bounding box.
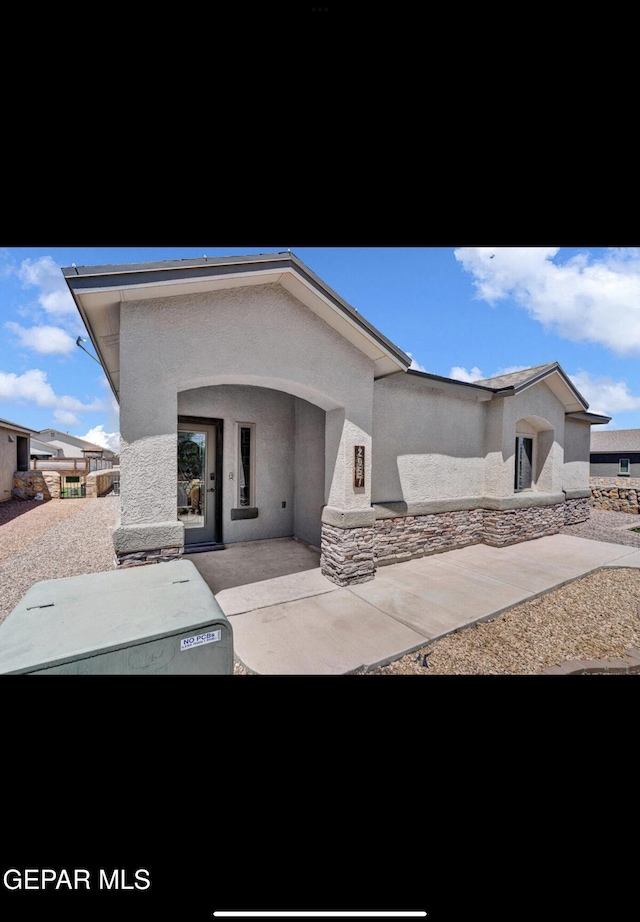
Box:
[177,420,221,548]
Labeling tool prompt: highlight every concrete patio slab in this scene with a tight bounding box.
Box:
[601,549,640,569]
[215,568,334,617]
[520,534,640,569]
[188,537,320,594]
[230,589,428,675]
[349,559,532,637]
[439,542,587,592]
[208,532,640,675]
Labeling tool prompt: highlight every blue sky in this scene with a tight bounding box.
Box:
[2,245,640,449]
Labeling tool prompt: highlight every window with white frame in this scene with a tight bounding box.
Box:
[238,423,255,507]
[619,458,630,476]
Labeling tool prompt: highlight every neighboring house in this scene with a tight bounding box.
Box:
[0,417,37,503]
[36,430,116,462]
[30,438,62,461]
[591,429,640,478]
[63,252,610,587]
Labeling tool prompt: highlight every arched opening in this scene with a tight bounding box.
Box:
[177,381,328,560]
[514,416,555,493]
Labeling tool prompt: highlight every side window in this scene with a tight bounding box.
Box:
[619,458,630,476]
[515,436,533,491]
[238,424,255,508]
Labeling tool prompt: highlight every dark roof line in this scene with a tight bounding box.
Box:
[408,363,590,410]
[406,369,498,393]
[0,417,38,435]
[62,251,411,368]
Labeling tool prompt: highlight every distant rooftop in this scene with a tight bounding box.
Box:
[591,429,640,452]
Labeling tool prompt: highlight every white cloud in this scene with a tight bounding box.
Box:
[454,246,640,355]
[406,352,428,373]
[17,255,76,316]
[5,322,77,355]
[569,370,640,416]
[0,368,105,413]
[449,364,532,384]
[79,425,120,453]
[54,410,80,427]
[449,366,485,383]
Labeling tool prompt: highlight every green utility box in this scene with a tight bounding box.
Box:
[0,560,233,675]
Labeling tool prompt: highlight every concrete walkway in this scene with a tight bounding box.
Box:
[210,535,640,675]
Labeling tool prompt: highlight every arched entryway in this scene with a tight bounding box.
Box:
[177,381,329,555]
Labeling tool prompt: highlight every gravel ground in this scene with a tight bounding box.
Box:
[357,509,640,675]
[3,500,640,675]
[563,507,640,547]
[0,496,120,626]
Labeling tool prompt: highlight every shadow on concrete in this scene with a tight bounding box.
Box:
[186,537,321,594]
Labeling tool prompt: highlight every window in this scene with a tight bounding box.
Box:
[238,424,255,508]
[619,458,630,476]
[515,436,533,491]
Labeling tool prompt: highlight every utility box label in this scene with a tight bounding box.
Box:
[180,630,222,652]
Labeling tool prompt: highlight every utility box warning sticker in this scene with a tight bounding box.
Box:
[181,630,222,652]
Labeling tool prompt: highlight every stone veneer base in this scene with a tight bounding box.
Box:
[356,499,590,575]
[321,523,376,587]
[117,547,184,568]
[114,498,592,584]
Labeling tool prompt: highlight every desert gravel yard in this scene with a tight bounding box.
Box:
[358,509,640,675]
[0,496,120,626]
[2,500,640,674]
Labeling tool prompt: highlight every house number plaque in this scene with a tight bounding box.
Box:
[354,445,365,489]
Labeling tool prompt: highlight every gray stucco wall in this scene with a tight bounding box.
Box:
[0,428,19,503]
[117,282,375,553]
[564,418,592,491]
[179,385,296,544]
[373,375,584,508]
[294,398,325,548]
[372,374,487,503]
[488,381,566,498]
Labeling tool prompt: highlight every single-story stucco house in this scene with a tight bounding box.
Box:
[591,429,640,478]
[62,252,611,587]
[0,417,37,502]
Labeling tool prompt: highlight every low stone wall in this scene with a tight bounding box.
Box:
[13,468,120,501]
[591,478,640,514]
[86,469,119,498]
[12,471,60,500]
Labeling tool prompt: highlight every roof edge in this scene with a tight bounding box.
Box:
[63,251,411,376]
[406,369,497,393]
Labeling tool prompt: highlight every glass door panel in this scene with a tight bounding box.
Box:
[178,428,216,545]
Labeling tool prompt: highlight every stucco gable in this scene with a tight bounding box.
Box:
[476,362,588,413]
[63,253,412,402]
